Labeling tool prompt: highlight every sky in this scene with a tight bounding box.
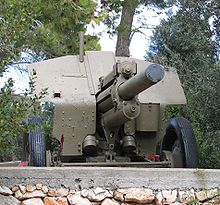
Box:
[87,5,171,60]
[0,5,173,93]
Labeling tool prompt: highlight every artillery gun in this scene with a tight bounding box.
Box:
[28,42,198,168]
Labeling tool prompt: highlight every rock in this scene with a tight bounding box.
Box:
[155,191,163,205]
[178,189,195,204]
[0,186,13,195]
[114,188,155,204]
[23,190,46,199]
[36,183,43,190]
[69,189,76,195]
[48,188,58,197]
[91,203,102,205]
[47,187,69,197]
[11,186,19,193]
[19,185,26,194]
[21,198,44,205]
[0,194,20,205]
[81,187,113,202]
[42,185,49,194]
[162,190,177,203]
[57,188,69,197]
[203,196,220,205]
[15,190,23,199]
[44,197,69,205]
[26,184,36,192]
[47,188,69,197]
[196,189,219,202]
[81,189,90,198]
[68,192,92,205]
[155,190,177,205]
[196,189,208,201]
[101,198,120,205]
[16,190,46,200]
[206,188,219,199]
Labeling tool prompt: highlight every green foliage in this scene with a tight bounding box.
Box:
[0,73,47,160]
[148,0,220,168]
[0,0,100,72]
[41,101,60,153]
[0,79,24,159]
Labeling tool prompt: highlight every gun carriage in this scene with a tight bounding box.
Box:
[28,47,198,168]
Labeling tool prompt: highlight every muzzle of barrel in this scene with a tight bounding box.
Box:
[118,63,165,100]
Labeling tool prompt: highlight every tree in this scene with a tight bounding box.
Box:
[0,0,100,73]
[100,0,169,56]
[0,76,47,160]
[115,0,139,56]
[147,0,220,168]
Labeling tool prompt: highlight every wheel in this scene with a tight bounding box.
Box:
[28,116,46,166]
[161,117,198,168]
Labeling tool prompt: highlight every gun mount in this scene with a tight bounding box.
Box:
[94,62,165,159]
[28,51,198,168]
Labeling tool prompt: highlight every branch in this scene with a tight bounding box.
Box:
[11,61,33,65]
[130,23,156,40]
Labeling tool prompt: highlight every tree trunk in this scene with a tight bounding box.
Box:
[115,0,138,57]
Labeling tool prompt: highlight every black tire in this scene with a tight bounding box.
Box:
[161,117,198,168]
[28,116,46,166]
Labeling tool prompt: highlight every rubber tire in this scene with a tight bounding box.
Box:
[161,117,198,168]
[28,116,46,167]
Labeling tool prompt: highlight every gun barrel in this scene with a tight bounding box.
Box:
[118,63,164,100]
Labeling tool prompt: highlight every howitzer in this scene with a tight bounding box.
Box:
[28,51,198,168]
[97,63,164,127]
[92,63,164,159]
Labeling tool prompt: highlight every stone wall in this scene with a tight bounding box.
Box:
[0,168,220,205]
[0,184,220,205]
